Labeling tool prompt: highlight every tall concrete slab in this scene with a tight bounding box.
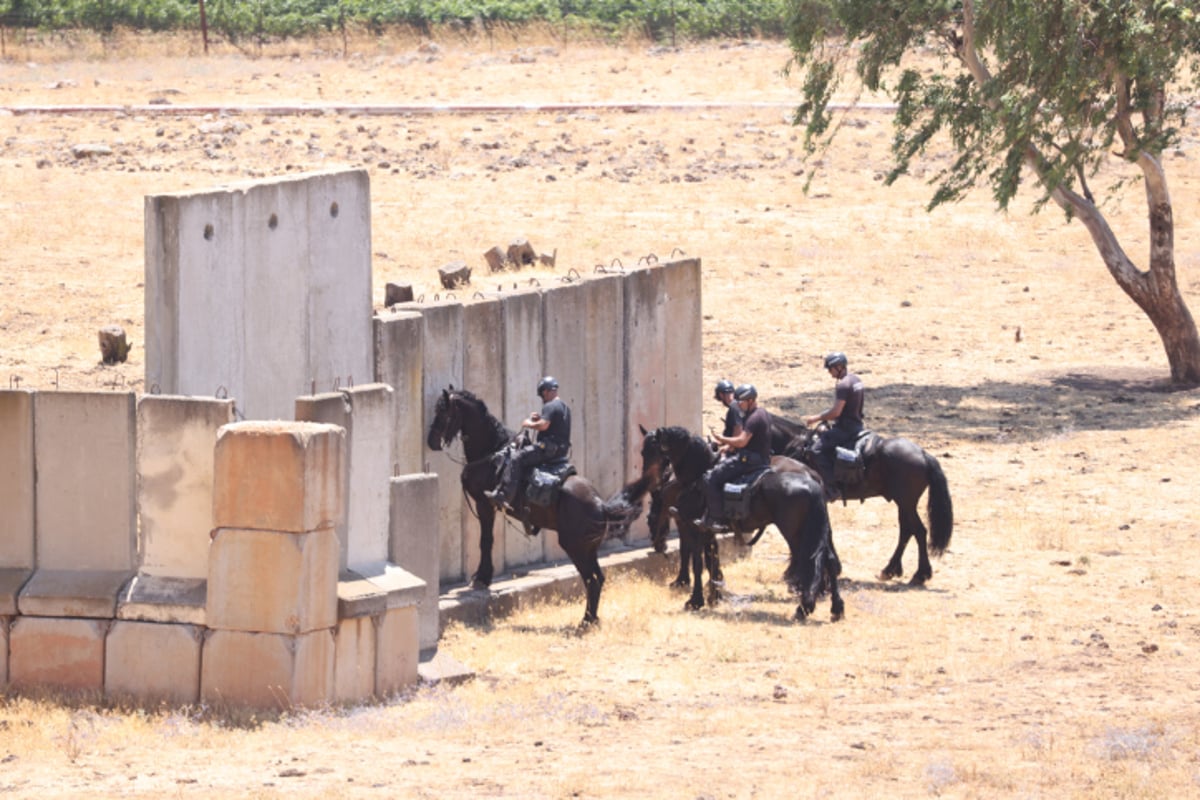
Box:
[373,310,424,475]
[212,421,345,534]
[501,289,546,567]
[389,473,440,650]
[201,628,335,709]
[33,392,136,571]
[581,273,627,500]
[409,301,464,584]
[334,616,377,703]
[296,384,394,571]
[241,177,311,419]
[145,169,373,422]
[207,528,339,635]
[8,616,107,692]
[0,619,6,686]
[137,395,235,579]
[144,189,245,404]
[663,259,704,431]
[305,170,373,394]
[623,267,669,543]
[375,605,419,696]
[0,390,34,570]
[462,296,506,581]
[105,621,202,705]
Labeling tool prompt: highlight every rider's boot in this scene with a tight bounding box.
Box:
[485,465,518,509]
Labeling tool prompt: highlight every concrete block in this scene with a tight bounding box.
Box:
[207,528,338,634]
[0,568,32,616]
[375,605,419,697]
[337,569,387,619]
[144,188,245,407]
[137,394,235,579]
[117,575,207,626]
[105,621,202,705]
[389,473,440,650]
[304,169,374,409]
[0,390,34,570]
[334,616,376,704]
[8,616,107,692]
[212,421,345,534]
[0,618,6,687]
[462,296,506,580]
[373,310,424,475]
[582,273,626,499]
[663,258,704,433]
[412,301,464,584]
[201,628,335,710]
[33,391,136,571]
[363,562,425,610]
[296,384,394,571]
[623,267,669,543]
[500,289,546,568]
[18,569,133,618]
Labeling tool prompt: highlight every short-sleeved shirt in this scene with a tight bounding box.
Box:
[741,406,772,462]
[538,397,571,447]
[721,402,743,438]
[834,372,865,431]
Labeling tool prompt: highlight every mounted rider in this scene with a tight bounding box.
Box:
[486,376,572,509]
[804,352,865,501]
[713,378,742,442]
[695,383,772,532]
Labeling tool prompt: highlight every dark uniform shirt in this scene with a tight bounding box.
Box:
[741,406,772,463]
[722,403,743,438]
[538,397,571,448]
[834,372,864,431]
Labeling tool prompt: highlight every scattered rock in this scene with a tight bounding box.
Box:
[71,143,112,159]
[438,260,471,290]
[385,282,414,306]
[98,325,131,364]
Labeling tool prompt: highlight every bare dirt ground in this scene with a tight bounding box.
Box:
[2,30,1200,799]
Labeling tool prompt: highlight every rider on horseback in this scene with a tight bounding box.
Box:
[485,376,572,510]
[804,352,865,502]
[713,378,742,440]
[696,383,772,532]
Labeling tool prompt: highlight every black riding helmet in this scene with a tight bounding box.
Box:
[713,379,735,400]
[537,375,559,396]
[824,352,848,370]
[733,383,757,402]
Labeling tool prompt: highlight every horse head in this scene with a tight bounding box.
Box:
[427,385,461,451]
[638,424,670,488]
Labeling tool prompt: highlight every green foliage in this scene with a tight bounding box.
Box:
[785,0,1200,213]
[0,0,803,40]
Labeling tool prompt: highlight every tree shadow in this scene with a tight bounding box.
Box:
[771,366,1200,445]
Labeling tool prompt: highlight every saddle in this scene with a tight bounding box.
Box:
[834,430,879,485]
[721,464,773,523]
[524,458,576,509]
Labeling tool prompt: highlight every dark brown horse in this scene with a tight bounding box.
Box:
[640,425,843,621]
[784,423,953,585]
[426,386,652,626]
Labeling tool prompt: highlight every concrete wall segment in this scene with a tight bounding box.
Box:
[8,616,107,692]
[500,289,547,567]
[373,310,424,475]
[201,628,335,709]
[0,390,34,570]
[33,391,136,572]
[389,473,440,651]
[136,394,235,579]
[461,296,507,581]
[105,621,202,706]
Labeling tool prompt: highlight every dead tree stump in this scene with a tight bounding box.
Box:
[99,325,131,364]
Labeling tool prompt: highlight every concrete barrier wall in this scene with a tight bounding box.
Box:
[0,391,34,571]
[373,310,424,475]
[462,296,507,580]
[145,169,372,421]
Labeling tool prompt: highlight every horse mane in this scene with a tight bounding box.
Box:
[656,425,715,485]
[451,387,513,448]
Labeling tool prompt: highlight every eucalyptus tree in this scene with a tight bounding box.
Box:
[787,0,1200,384]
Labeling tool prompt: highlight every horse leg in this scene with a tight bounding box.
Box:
[879,503,912,582]
[671,523,693,588]
[471,496,497,589]
[685,536,705,610]
[705,538,723,607]
[905,504,933,586]
[563,540,604,627]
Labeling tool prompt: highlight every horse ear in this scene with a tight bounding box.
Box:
[639,423,649,436]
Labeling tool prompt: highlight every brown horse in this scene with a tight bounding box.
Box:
[640,425,843,621]
[784,423,953,585]
[427,386,652,626]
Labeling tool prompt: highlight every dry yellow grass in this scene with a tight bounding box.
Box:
[2,29,1200,799]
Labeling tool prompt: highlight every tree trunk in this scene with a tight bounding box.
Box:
[1045,155,1200,386]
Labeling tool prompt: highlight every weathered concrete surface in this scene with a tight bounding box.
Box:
[389,473,441,651]
[201,627,335,709]
[8,616,107,692]
[372,309,424,475]
[0,568,32,616]
[0,390,34,570]
[333,615,377,703]
[212,421,345,534]
[105,620,202,705]
[17,569,133,619]
[117,575,207,626]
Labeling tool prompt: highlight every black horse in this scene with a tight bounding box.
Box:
[640,425,843,621]
[784,424,953,585]
[641,424,824,604]
[426,386,652,626]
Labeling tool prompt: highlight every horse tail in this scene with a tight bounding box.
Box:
[924,452,953,556]
[600,475,653,540]
[784,483,835,603]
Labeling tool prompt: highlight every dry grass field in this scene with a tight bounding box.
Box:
[2,28,1200,799]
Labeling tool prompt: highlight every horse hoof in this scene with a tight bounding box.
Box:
[878,569,901,582]
[909,574,929,587]
[470,578,490,592]
[685,600,703,612]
